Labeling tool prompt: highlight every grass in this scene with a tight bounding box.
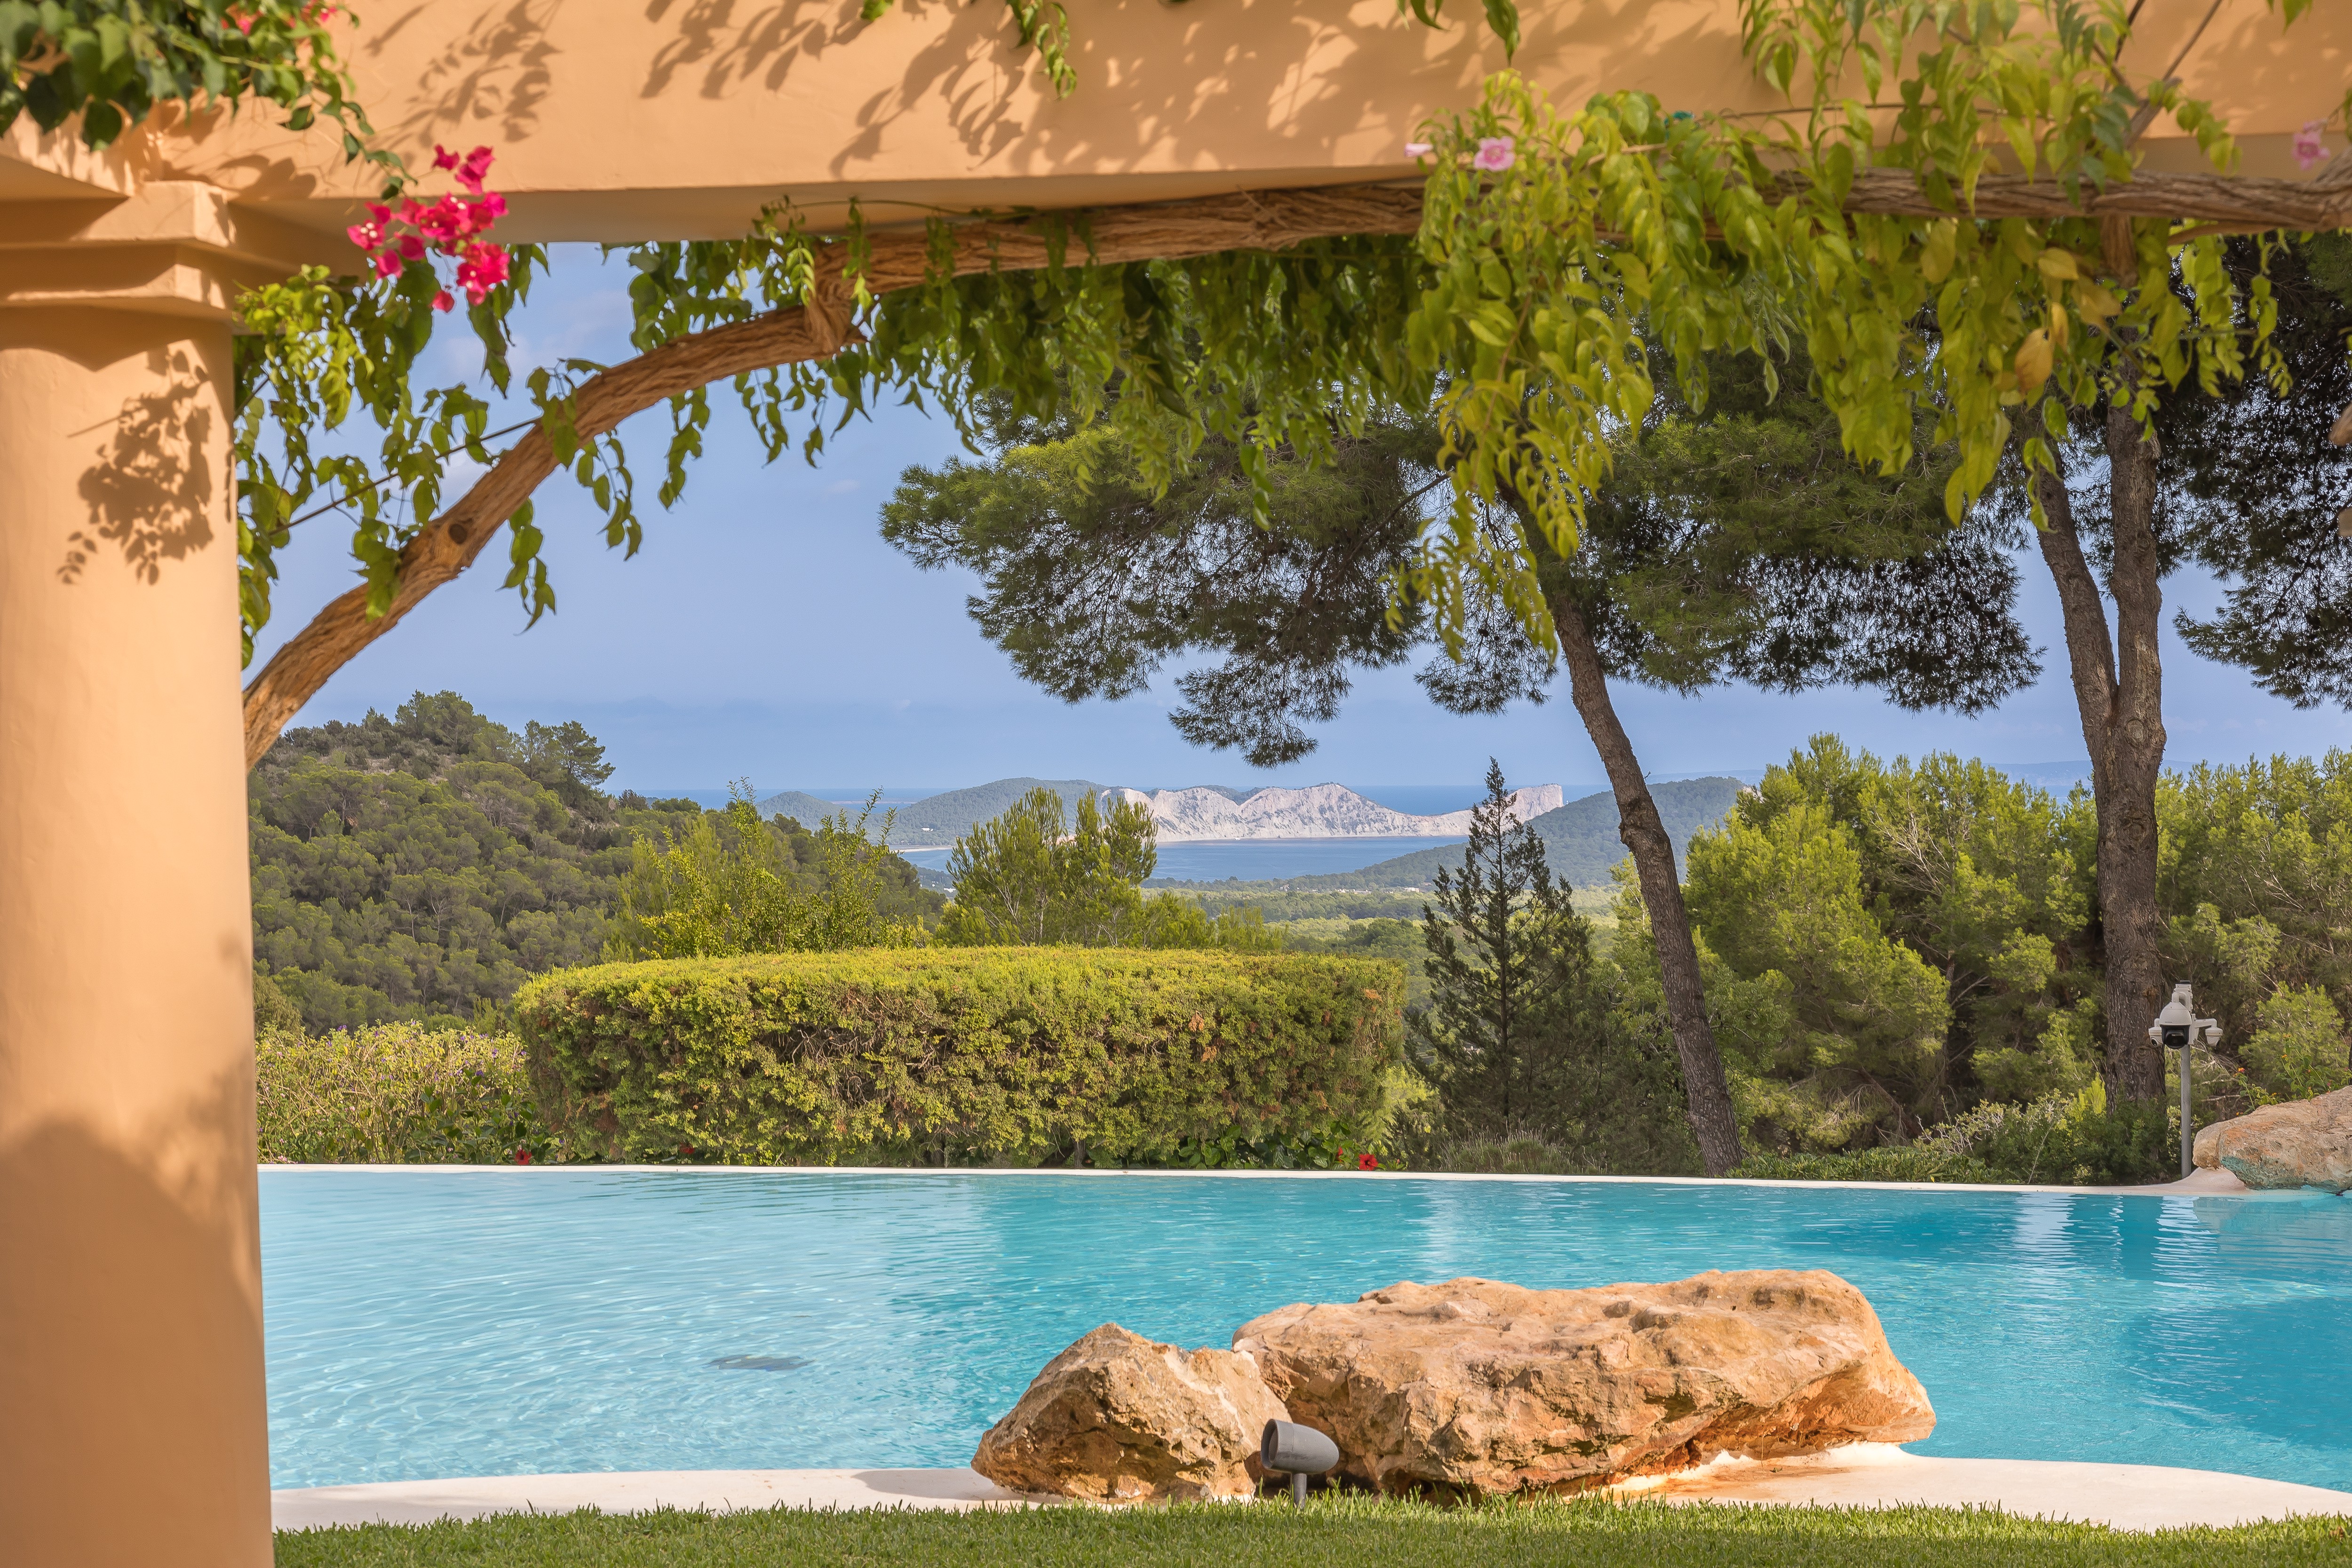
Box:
[273,1496,2352,1567]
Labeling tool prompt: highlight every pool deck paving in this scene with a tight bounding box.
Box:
[273,1448,2350,1534]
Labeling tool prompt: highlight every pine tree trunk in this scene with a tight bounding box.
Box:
[2030,420,2169,1102]
[1549,593,1745,1176]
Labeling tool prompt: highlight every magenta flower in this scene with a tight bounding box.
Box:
[1404,141,1433,159]
[431,288,456,313]
[456,241,511,305]
[2296,121,2332,170]
[1473,136,1516,173]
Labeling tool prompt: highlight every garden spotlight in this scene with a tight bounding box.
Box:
[1261,1419,1340,1507]
[2148,983,2221,1179]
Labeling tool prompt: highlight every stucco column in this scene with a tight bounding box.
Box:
[0,305,270,1566]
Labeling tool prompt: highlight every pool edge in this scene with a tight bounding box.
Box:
[255,1164,2281,1199]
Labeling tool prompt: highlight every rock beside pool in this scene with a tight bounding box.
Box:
[971,1323,1291,1502]
[2194,1085,2352,1193]
[1232,1269,1933,1496]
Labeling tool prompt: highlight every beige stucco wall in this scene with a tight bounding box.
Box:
[40,0,2348,247]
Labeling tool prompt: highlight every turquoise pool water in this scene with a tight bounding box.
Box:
[258,1172,2352,1492]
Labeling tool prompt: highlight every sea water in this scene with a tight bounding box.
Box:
[258,1171,2352,1491]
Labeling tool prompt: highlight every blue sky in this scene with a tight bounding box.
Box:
[249,249,2352,799]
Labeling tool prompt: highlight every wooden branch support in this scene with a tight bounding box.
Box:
[238,169,2352,765]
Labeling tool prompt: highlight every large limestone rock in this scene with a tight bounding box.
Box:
[2193,1085,2352,1193]
[971,1324,1291,1502]
[1234,1271,1933,1496]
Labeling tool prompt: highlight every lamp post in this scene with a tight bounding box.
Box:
[2147,983,2222,1179]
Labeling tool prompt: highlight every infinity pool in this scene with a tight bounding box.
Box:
[258,1171,2352,1492]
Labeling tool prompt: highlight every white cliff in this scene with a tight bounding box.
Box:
[1105,782,1563,842]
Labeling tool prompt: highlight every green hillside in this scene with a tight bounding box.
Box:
[1258,778,1747,891]
[755,788,848,825]
[252,693,940,1032]
[842,777,1108,851]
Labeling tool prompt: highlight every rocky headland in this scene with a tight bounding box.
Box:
[1107,782,1563,842]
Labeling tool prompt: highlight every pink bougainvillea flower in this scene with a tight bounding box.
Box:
[396,232,426,260]
[2296,120,2333,170]
[346,219,384,250]
[371,253,403,279]
[432,144,461,172]
[1404,140,1433,158]
[456,240,511,299]
[431,288,455,312]
[415,197,469,246]
[1473,136,1516,172]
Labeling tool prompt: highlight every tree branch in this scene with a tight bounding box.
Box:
[240,185,1427,766]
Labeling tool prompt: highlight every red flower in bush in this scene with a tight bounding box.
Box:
[1357,1152,1379,1171]
[513,1148,532,1165]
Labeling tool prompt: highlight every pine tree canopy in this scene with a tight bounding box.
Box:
[882,347,2040,766]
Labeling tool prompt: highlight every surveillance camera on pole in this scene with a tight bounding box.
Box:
[1261,1419,1340,1507]
[2148,983,2221,1180]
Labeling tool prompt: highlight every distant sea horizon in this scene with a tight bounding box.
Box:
[897,834,1472,883]
[625,762,2095,824]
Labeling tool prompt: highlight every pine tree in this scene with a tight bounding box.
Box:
[1414,760,1566,1130]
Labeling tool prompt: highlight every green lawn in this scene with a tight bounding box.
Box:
[275,1496,2352,1567]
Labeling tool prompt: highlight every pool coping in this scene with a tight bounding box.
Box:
[259,1163,2304,1199]
[270,1449,2352,1534]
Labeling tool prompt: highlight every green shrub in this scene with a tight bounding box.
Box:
[1418,1132,1599,1176]
[2243,985,2352,1103]
[1736,1147,1999,1183]
[255,1024,554,1164]
[517,947,1405,1166]
[1735,1080,2176,1186]
[254,969,305,1035]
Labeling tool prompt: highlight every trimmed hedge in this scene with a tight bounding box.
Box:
[256,1024,550,1164]
[517,947,1406,1165]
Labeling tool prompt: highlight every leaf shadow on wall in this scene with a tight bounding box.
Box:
[367,0,560,150]
[60,346,218,587]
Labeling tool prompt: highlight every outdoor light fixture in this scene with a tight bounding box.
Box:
[1261,1419,1340,1506]
[2148,983,2222,1179]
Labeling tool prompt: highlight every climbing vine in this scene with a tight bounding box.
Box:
[0,0,386,164]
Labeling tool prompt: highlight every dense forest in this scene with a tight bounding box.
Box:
[249,692,940,1031]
